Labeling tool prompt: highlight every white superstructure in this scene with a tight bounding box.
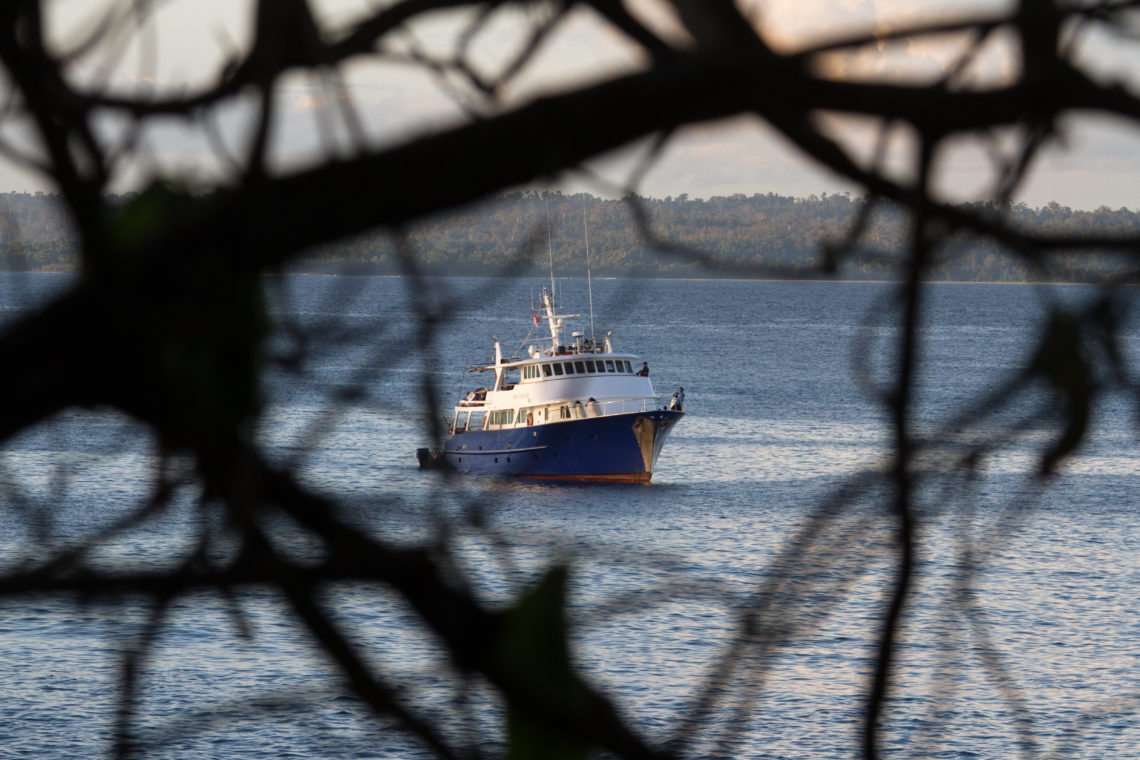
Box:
[451,289,659,434]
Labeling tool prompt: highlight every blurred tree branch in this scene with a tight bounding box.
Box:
[1,0,1140,758]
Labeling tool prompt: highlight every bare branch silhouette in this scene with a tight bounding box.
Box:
[1,1,1140,758]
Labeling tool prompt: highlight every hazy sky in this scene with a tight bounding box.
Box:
[13,0,1140,209]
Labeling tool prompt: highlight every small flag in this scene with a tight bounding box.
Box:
[532,310,541,325]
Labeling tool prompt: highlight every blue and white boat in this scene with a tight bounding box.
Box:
[418,288,684,482]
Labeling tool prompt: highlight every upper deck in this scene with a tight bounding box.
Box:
[460,353,640,399]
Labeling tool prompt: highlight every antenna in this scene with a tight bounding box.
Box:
[583,195,595,342]
[545,193,556,308]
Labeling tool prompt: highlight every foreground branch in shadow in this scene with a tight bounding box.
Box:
[1,1,1139,758]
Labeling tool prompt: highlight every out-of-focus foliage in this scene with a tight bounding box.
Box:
[4,1,1140,759]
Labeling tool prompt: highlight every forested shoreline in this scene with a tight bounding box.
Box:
[3,190,1138,282]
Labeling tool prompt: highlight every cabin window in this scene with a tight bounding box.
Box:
[585,360,596,372]
[563,362,575,375]
[542,364,552,377]
[624,360,633,373]
[614,362,624,373]
[575,361,585,373]
[553,363,564,376]
[605,360,615,372]
[561,405,570,419]
[505,409,515,425]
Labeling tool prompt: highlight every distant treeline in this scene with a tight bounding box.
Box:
[3,190,1139,282]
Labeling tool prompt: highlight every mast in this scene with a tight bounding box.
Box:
[545,194,556,310]
[583,195,596,342]
[540,287,579,351]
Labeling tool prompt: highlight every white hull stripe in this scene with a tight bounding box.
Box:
[448,445,548,455]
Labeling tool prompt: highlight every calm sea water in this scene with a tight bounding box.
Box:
[1,274,1139,759]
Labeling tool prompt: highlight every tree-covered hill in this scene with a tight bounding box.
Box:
[3,190,1139,282]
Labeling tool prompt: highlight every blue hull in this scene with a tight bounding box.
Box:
[434,410,683,482]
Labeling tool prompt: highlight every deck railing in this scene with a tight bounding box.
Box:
[583,396,661,418]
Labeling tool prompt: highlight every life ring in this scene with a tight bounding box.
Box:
[526,412,534,426]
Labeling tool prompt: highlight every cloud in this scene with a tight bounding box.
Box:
[756,0,881,51]
[578,116,858,200]
[754,0,1015,84]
